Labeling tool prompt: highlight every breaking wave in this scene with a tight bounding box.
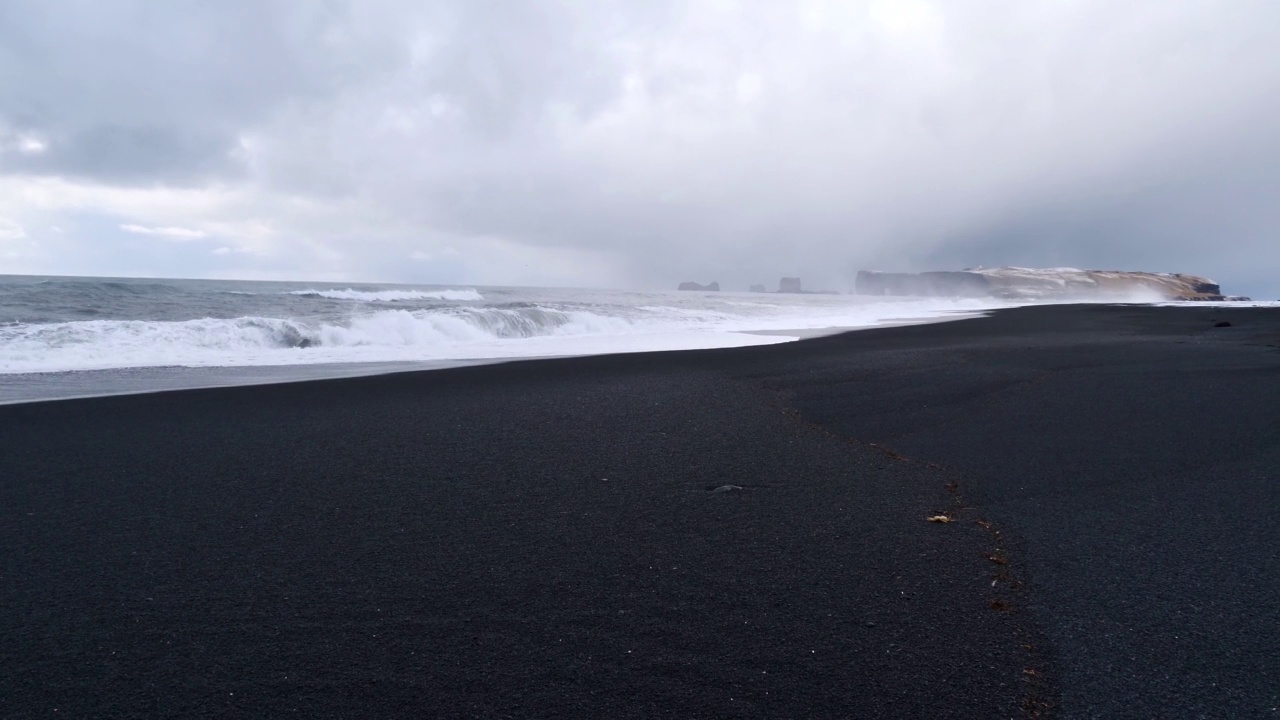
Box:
[286,288,483,302]
[0,306,635,373]
[0,277,1019,377]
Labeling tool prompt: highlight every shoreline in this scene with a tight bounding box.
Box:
[3,303,1276,717]
[0,358,500,407]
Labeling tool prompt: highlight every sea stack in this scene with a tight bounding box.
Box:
[678,281,721,292]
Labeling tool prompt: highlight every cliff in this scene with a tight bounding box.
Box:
[854,267,1242,301]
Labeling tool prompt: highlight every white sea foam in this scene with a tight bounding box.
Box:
[0,296,1013,374]
[287,288,483,302]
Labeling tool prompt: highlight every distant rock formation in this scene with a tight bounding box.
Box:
[678,281,720,292]
[749,284,767,293]
[778,277,803,293]
[854,267,1243,301]
[773,277,839,295]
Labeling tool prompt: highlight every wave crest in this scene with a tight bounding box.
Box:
[287,288,483,302]
[0,306,634,373]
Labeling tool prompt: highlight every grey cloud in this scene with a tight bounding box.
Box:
[3,124,239,183]
[0,0,403,183]
[2,0,1279,295]
[419,1,660,137]
[929,117,1280,298]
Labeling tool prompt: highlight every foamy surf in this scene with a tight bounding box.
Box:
[0,301,1009,375]
[0,310,799,374]
[0,276,1023,401]
[286,288,483,302]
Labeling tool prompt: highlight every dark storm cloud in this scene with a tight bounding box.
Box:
[923,94,1280,298]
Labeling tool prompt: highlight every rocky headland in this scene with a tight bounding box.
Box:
[855,267,1249,301]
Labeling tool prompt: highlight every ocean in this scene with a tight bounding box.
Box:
[0,274,1022,404]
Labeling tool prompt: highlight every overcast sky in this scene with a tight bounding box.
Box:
[1,0,1277,296]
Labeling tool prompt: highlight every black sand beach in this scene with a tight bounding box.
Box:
[2,304,1277,718]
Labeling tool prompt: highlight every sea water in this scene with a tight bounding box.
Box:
[0,275,1017,403]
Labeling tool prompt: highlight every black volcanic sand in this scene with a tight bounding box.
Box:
[2,305,1277,719]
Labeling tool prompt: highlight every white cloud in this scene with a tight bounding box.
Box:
[16,136,46,155]
[120,224,209,240]
[0,217,27,241]
[0,217,35,265]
